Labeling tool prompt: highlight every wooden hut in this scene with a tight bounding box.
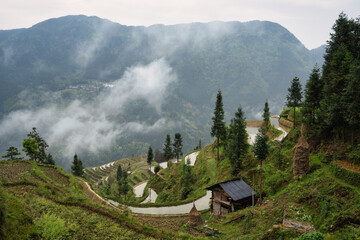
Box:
[206,178,254,215]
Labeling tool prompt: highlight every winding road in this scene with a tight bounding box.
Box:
[82,118,288,215]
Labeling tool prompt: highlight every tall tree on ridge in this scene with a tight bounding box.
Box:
[226,105,249,174]
[262,100,270,131]
[116,165,123,181]
[71,154,84,177]
[302,65,324,128]
[147,146,153,172]
[253,129,269,205]
[343,64,360,144]
[163,134,173,161]
[211,90,226,162]
[2,147,22,160]
[173,133,183,162]
[286,77,302,128]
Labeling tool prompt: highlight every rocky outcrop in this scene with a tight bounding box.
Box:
[293,125,310,179]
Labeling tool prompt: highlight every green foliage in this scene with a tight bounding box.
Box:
[34,213,70,240]
[320,13,360,141]
[329,162,360,187]
[116,165,123,181]
[118,170,131,200]
[22,138,39,160]
[1,146,22,160]
[173,133,183,162]
[71,154,84,177]
[180,162,193,199]
[286,77,303,127]
[154,165,160,175]
[0,187,6,239]
[163,134,173,161]
[253,129,269,162]
[302,65,324,128]
[263,101,270,131]
[211,90,226,162]
[147,146,153,166]
[226,104,249,174]
[295,232,324,240]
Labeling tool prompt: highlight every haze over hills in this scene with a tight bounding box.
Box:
[0,15,325,170]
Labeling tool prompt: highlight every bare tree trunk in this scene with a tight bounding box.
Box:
[259,160,263,205]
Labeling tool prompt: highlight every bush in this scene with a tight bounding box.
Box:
[0,188,6,239]
[34,213,70,240]
[329,162,360,187]
[295,231,324,240]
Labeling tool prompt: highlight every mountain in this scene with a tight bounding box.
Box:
[0,15,325,170]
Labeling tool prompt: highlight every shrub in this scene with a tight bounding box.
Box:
[34,213,70,240]
[295,231,324,240]
[0,188,6,239]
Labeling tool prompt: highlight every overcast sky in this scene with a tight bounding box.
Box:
[0,0,359,49]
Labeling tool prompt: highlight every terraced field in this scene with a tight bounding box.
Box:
[0,160,176,239]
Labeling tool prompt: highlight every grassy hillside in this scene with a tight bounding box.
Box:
[176,123,359,239]
[0,160,186,239]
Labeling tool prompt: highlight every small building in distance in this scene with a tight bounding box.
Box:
[206,178,254,215]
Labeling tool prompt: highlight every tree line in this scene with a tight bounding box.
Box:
[285,13,360,146]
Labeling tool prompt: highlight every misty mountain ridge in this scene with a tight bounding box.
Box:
[0,15,325,170]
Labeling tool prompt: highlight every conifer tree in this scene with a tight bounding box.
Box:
[262,100,270,131]
[226,105,249,174]
[321,12,359,141]
[163,134,173,161]
[116,165,123,181]
[286,77,302,128]
[71,154,83,177]
[253,129,269,205]
[211,90,226,162]
[302,65,323,128]
[118,169,130,200]
[2,147,22,160]
[173,133,183,162]
[147,146,153,170]
[45,153,55,165]
[343,64,360,144]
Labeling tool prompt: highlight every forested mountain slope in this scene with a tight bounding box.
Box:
[0,15,325,169]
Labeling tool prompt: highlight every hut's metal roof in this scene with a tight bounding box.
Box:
[206,178,253,201]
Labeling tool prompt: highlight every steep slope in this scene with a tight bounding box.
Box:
[0,160,179,239]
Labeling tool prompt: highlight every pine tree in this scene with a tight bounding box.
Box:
[253,129,269,205]
[71,154,83,177]
[180,162,193,199]
[163,134,173,161]
[211,90,226,162]
[286,77,302,128]
[226,105,249,174]
[343,64,360,144]
[321,12,360,141]
[116,165,123,181]
[147,146,153,170]
[302,65,323,128]
[262,100,270,131]
[2,147,22,160]
[173,133,183,162]
[118,169,130,200]
[45,153,55,165]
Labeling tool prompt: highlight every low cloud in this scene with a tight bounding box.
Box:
[0,58,176,160]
